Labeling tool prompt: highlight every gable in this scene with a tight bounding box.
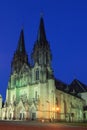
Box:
[20,63,30,75]
[69,79,87,93]
[16,100,25,112]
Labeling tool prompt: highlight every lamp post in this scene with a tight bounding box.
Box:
[52,107,55,121]
[56,107,60,121]
[52,107,60,122]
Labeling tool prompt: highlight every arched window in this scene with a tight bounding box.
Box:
[46,52,48,64]
[36,69,39,80]
[64,100,67,114]
[37,51,39,63]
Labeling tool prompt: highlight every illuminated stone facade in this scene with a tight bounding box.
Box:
[0,17,87,122]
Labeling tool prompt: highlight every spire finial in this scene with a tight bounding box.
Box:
[40,12,44,18]
[21,23,24,31]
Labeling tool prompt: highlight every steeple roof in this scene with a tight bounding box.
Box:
[11,29,29,73]
[17,29,26,53]
[37,16,47,42]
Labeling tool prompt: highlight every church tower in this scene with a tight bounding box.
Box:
[11,29,29,73]
[31,16,52,66]
[31,17,53,80]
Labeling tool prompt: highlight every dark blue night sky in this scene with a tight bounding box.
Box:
[0,0,87,100]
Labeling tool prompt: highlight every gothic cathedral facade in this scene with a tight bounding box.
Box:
[0,17,87,122]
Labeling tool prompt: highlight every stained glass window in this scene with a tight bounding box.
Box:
[36,69,39,80]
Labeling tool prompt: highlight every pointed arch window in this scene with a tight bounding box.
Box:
[46,52,48,64]
[36,69,39,80]
[64,100,67,114]
[37,51,39,63]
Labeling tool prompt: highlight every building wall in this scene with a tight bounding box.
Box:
[56,90,85,122]
[81,92,87,105]
[2,75,85,122]
[0,61,86,121]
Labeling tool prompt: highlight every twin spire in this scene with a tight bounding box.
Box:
[17,29,26,54]
[11,16,52,73]
[37,16,47,42]
[17,16,47,54]
[12,16,48,73]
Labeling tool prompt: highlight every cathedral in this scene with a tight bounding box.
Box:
[0,17,87,122]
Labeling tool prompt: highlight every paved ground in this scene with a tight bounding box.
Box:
[0,120,87,130]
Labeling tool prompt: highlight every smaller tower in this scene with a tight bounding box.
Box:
[11,29,29,73]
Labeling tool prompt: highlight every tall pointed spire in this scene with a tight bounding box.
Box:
[11,29,29,73]
[37,16,47,42]
[32,17,52,67]
[17,29,26,53]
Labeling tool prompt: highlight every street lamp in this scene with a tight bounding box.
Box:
[56,107,60,121]
[52,107,60,121]
[56,107,60,111]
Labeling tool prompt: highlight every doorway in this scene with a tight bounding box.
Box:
[32,113,36,120]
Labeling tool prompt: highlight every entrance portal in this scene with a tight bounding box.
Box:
[20,113,25,120]
[32,113,36,120]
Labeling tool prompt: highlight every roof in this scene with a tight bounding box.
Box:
[69,79,87,93]
[17,29,26,54]
[83,105,87,111]
[55,78,87,99]
[55,79,68,92]
[37,16,47,42]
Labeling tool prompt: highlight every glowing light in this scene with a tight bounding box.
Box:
[56,107,59,111]
[52,107,60,111]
